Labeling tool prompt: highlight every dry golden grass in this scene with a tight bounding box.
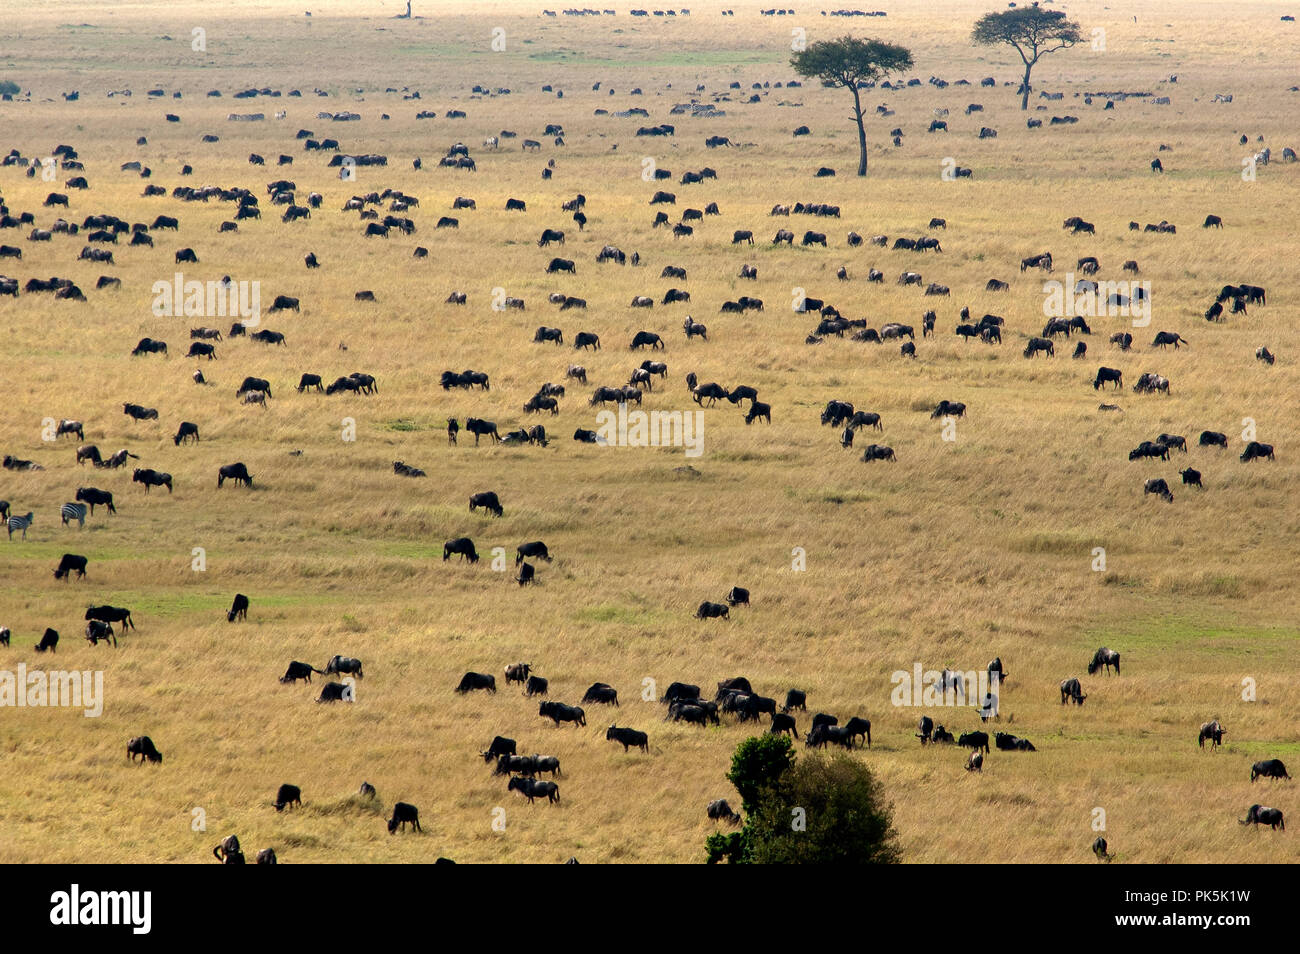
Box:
[0,0,1297,863]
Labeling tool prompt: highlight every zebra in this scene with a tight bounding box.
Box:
[7,512,34,540]
[61,502,88,527]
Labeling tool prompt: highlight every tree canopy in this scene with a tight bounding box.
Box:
[790,36,914,175]
[971,7,1082,109]
[705,735,901,864]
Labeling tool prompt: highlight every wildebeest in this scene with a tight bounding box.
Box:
[744,401,771,425]
[725,586,750,607]
[957,731,990,753]
[696,601,729,620]
[861,443,896,462]
[540,701,586,727]
[995,732,1036,751]
[1241,804,1285,830]
[127,736,162,764]
[1024,337,1054,358]
[1180,467,1202,488]
[456,672,496,693]
[1088,648,1120,676]
[507,776,560,805]
[1060,677,1087,705]
[226,593,249,623]
[1241,441,1274,462]
[516,541,552,566]
[631,331,664,350]
[469,491,503,518]
[273,784,302,812]
[35,628,59,652]
[606,725,648,752]
[387,802,421,833]
[443,537,480,562]
[75,487,116,515]
[1199,430,1228,448]
[1251,759,1291,782]
[582,683,619,706]
[84,619,115,647]
[464,418,499,444]
[1094,367,1123,390]
[931,400,966,419]
[1152,331,1187,350]
[236,376,272,398]
[1198,720,1226,750]
[132,468,172,492]
[280,660,324,684]
[217,462,253,488]
[54,553,88,581]
[1144,478,1174,503]
[526,675,549,696]
[86,605,135,630]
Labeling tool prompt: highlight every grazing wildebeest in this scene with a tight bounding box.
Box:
[85,620,115,647]
[273,784,302,812]
[919,717,936,744]
[745,401,771,425]
[1152,331,1187,350]
[1257,346,1275,365]
[696,601,729,620]
[540,701,586,727]
[443,537,479,562]
[387,802,421,834]
[1024,337,1055,358]
[1144,478,1174,503]
[861,443,896,462]
[504,663,532,686]
[1203,214,1223,229]
[931,400,966,419]
[1130,441,1169,462]
[516,541,552,565]
[86,605,134,630]
[1087,648,1121,677]
[1241,805,1285,830]
[526,675,549,697]
[769,713,798,738]
[606,725,648,753]
[34,628,59,652]
[1094,367,1123,390]
[1198,431,1228,448]
[127,736,162,763]
[1132,373,1170,395]
[683,316,708,341]
[725,586,750,607]
[1059,677,1087,705]
[280,660,324,683]
[631,331,664,350]
[582,683,619,706]
[843,716,872,748]
[469,491,503,518]
[967,751,984,772]
[456,672,496,693]
[1198,720,1226,750]
[1241,441,1274,462]
[54,553,88,581]
[1251,759,1291,782]
[225,593,249,622]
[216,462,253,489]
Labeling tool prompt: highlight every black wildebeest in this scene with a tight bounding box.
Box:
[1240,805,1285,830]
[174,421,198,447]
[35,628,59,652]
[273,784,302,812]
[1198,720,1226,750]
[526,675,548,696]
[931,400,966,419]
[1199,431,1228,448]
[1094,367,1123,390]
[582,683,619,706]
[606,725,648,752]
[540,701,586,727]
[1152,331,1187,349]
[507,776,560,805]
[1241,441,1274,462]
[726,586,750,607]
[54,553,88,581]
[958,731,990,753]
[1145,478,1174,503]
[469,491,503,518]
[84,619,115,647]
[227,593,249,622]
[631,331,664,350]
[217,462,253,488]
[1181,467,1203,488]
[387,802,421,833]
[516,541,552,565]
[443,537,479,562]
[696,601,729,620]
[481,736,516,762]
[86,605,135,630]
[456,672,496,693]
[280,661,324,683]
[127,736,162,764]
[1088,647,1120,675]
[1251,759,1291,782]
[76,487,116,515]
[1060,677,1087,705]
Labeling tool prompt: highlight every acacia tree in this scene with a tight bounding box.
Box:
[790,36,914,177]
[972,7,1082,110]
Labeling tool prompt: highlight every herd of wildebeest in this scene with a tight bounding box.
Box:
[2,26,1296,860]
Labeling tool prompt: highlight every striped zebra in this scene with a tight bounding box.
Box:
[61,502,87,527]
[7,512,34,540]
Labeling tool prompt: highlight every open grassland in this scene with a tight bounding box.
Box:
[0,0,1297,863]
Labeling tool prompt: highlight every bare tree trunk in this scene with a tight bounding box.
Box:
[1021,62,1032,110]
[852,86,867,176]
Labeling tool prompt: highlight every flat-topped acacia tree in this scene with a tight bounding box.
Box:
[972,7,1083,110]
[791,36,914,177]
